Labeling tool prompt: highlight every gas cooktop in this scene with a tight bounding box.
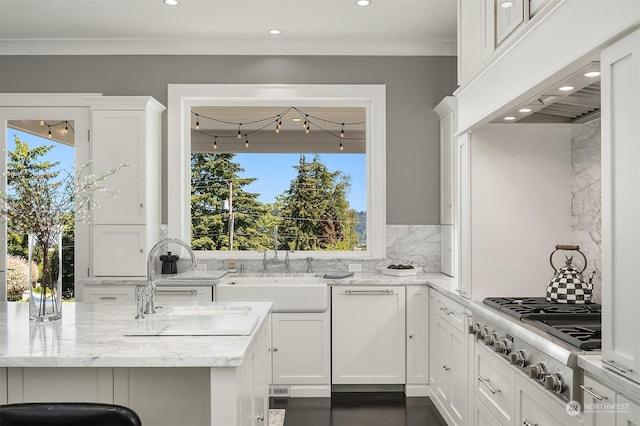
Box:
[483,297,602,351]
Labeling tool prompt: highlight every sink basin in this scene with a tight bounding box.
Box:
[216,275,329,312]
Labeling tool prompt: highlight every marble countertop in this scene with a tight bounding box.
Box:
[0,301,272,368]
[578,354,640,403]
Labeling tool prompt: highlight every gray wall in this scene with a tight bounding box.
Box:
[0,55,457,225]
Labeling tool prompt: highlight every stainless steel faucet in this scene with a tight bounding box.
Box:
[306,257,313,273]
[138,238,197,318]
[262,251,268,273]
[272,226,279,261]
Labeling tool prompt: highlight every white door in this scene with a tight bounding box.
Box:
[601,29,640,384]
[0,100,91,300]
[332,286,406,384]
[406,285,429,385]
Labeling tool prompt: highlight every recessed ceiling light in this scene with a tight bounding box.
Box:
[500,1,514,7]
[268,29,281,35]
[584,71,601,78]
[504,116,517,121]
[356,0,371,6]
[291,118,301,122]
[559,86,575,91]
[163,0,179,5]
[518,108,532,113]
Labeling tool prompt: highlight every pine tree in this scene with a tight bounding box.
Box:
[190,153,271,251]
[277,155,359,251]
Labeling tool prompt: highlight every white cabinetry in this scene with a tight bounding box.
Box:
[332,286,406,385]
[514,374,580,426]
[435,97,457,277]
[88,97,164,277]
[406,285,429,396]
[429,290,470,426]
[601,29,640,385]
[473,344,514,425]
[582,374,640,426]
[271,311,330,393]
[457,0,494,86]
[155,286,213,303]
[82,284,135,304]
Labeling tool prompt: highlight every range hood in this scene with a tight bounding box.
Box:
[492,62,601,124]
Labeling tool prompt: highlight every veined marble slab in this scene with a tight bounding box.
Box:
[0,301,271,368]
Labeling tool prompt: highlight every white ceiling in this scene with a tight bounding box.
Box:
[0,0,457,56]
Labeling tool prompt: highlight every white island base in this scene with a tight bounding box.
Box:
[0,302,272,426]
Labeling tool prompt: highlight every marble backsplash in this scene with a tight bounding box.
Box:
[193,224,441,274]
[571,118,601,303]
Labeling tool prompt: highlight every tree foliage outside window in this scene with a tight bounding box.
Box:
[190,153,360,251]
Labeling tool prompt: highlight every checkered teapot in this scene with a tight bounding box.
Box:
[546,244,594,304]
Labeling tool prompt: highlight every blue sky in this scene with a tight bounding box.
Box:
[236,153,366,212]
[7,129,367,212]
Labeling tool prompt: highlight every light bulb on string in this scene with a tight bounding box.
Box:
[47,125,52,138]
[237,124,242,139]
[275,120,280,134]
[244,135,249,148]
[213,136,218,150]
[63,121,69,134]
[303,115,308,128]
[195,114,200,130]
[39,120,45,126]
[340,123,345,139]
[305,124,310,134]
[339,141,344,151]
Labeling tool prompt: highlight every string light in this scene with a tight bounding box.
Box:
[190,107,365,151]
[213,136,218,150]
[63,121,69,134]
[47,125,52,138]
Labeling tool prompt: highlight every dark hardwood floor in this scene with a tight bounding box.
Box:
[270,393,447,426]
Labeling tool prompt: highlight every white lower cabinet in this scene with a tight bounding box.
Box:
[271,311,330,390]
[92,225,147,277]
[154,285,213,303]
[474,344,514,425]
[406,285,430,395]
[332,286,406,385]
[515,374,581,426]
[473,397,502,426]
[429,290,470,426]
[82,284,135,304]
[582,374,640,426]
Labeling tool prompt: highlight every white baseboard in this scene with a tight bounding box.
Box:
[288,385,331,398]
[404,384,430,397]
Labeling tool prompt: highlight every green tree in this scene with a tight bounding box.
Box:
[277,155,359,251]
[191,153,271,250]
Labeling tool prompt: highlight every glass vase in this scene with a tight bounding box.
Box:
[28,232,63,322]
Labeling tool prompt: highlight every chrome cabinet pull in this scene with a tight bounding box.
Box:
[99,296,117,300]
[344,289,394,295]
[156,288,199,295]
[523,421,538,426]
[442,364,450,371]
[478,376,501,394]
[580,385,607,401]
[256,414,264,422]
[602,359,633,374]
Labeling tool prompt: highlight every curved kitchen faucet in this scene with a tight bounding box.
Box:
[136,238,197,319]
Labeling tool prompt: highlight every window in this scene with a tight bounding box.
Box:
[168,84,386,259]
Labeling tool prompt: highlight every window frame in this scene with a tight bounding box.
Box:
[167,84,386,260]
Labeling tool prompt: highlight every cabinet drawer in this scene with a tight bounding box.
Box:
[435,292,466,333]
[474,344,514,425]
[83,286,135,303]
[582,375,616,426]
[155,286,213,303]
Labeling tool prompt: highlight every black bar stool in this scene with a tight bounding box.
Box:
[0,402,142,426]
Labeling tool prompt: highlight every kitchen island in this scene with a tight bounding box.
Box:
[0,301,272,426]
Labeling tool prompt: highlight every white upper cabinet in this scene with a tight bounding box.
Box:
[458,0,494,86]
[601,29,640,385]
[87,97,164,277]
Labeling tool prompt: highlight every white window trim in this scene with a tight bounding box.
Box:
[167,84,386,260]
